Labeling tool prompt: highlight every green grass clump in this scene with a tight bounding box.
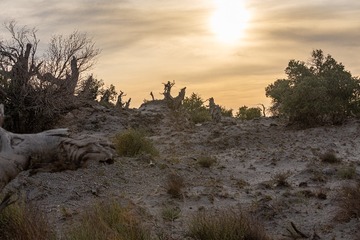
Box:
[0,201,55,240]
[113,129,159,157]
[65,201,150,240]
[337,165,356,179]
[188,208,271,240]
[161,206,181,221]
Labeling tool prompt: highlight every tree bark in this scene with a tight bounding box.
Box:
[0,105,114,194]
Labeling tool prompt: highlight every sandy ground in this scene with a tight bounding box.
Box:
[5,100,360,240]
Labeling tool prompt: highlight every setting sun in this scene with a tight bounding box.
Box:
[210,0,250,44]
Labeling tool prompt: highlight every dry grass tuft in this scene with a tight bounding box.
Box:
[187,208,271,240]
[320,150,340,163]
[337,165,356,179]
[271,171,292,187]
[0,201,55,240]
[197,156,217,168]
[166,173,185,198]
[64,200,150,240]
[335,183,360,222]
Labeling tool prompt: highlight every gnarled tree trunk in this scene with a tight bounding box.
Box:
[0,104,114,200]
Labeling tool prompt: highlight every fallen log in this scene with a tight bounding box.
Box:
[0,104,114,198]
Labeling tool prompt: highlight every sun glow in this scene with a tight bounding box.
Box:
[210,0,250,44]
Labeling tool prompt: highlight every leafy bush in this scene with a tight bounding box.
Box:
[220,106,233,117]
[113,129,159,157]
[0,201,55,240]
[182,93,211,123]
[65,201,150,240]
[265,49,360,126]
[188,208,271,240]
[236,105,262,120]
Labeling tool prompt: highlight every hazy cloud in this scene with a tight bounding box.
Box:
[0,0,359,109]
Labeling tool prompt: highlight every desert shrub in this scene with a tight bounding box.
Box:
[188,208,271,240]
[220,106,233,117]
[337,165,356,179]
[166,173,185,198]
[182,93,211,123]
[335,183,360,222]
[0,201,55,240]
[65,200,150,240]
[113,129,159,157]
[162,206,181,221]
[320,151,340,163]
[235,105,262,120]
[271,171,292,187]
[265,49,360,126]
[197,156,217,168]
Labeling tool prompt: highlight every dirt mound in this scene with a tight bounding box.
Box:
[3,103,360,239]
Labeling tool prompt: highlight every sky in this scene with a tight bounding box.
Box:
[1,0,359,111]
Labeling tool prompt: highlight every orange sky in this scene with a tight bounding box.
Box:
[1,0,360,111]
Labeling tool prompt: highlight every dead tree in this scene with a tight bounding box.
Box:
[0,22,100,132]
[208,97,222,122]
[150,91,155,101]
[162,80,175,101]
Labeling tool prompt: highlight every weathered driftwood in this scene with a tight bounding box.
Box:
[0,104,114,200]
[209,97,222,122]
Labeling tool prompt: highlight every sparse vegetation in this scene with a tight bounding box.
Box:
[161,206,181,221]
[335,183,360,222]
[271,171,292,187]
[113,128,159,157]
[187,208,271,240]
[235,105,262,120]
[197,155,217,168]
[65,200,150,240]
[166,173,185,198]
[0,201,55,240]
[320,150,340,163]
[182,93,211,123]
[337,165,356,179]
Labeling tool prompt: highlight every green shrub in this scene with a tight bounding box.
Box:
[338,165,356,179]
[220,106,233,117]
[183,93,211,123]
[0,201,55,240]
[162,206,181,221]
[65,201,150,240]
[265,49,360,126]
[188,208,271,240]
[236,106,262,120]
[113,129,159,157]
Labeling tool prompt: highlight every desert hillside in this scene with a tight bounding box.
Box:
[4,100,360,240]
